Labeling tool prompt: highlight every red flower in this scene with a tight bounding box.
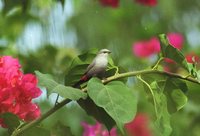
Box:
[163,53,199,73]
[167,33,184,50]
[0,56,42,127]
[81,121,117,136]
[133,37,160,58]
[99,0,119,8]
[135,0,157,6]
[18,103,41,122]
[185,52,200,63]
[125,113,152,136]
[132,33,184,58]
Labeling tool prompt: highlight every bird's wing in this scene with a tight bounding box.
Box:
[85,59,96,74]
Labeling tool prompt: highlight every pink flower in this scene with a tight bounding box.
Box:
[185,52,200,63]
[135,0,157,6]
[167,33,184,50]
[133,37,160,58]
[99,0,119,8]
[81,121,117,136]
[164,58,176,64]
[0,56,42,127]
[18,103,41,122]
[125,113,152,136]
[132,33,184,58]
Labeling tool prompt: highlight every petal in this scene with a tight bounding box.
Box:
[167,33,184,50]
[22,74,38,85]
[125,113,152,136]
[135,0,157,6]
[18,103,41,121]
[185,52,200,63]
[132,37,160,58]
[99,0,119,8]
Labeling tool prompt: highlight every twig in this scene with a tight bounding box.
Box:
[11,99,71,136]
[11,69,200,136]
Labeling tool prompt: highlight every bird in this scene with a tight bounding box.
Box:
[73,49,111,88]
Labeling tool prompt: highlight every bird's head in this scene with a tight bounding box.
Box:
[98,49,111,57]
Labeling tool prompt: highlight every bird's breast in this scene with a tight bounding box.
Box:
[94,56,108,68]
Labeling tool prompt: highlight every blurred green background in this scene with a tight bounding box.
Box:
[1,0,200,135]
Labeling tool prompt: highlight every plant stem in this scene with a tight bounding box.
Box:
[152,57,164,70]
[11,99,71,136]
[103,69,200,85]
[137,75,158,116]
[11,69,200,136]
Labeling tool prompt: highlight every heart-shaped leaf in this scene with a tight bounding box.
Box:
[163,78,188,113]
[87,78,137,132]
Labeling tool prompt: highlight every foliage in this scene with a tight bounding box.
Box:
[1,0,200,136]
[87,78,137,132]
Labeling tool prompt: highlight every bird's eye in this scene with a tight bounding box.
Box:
[103,51,107,54]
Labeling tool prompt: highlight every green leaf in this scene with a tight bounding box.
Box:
[148,81,172,136]
[170,78,188,93]
[78,98,115,130]
[154,93,172,136]
[64,50,98,86]
[141,75,172,136]
[141,74,188,136]
[171,89,187,110]
[53,85,87,100]
[3,0,30,15]
[158,34,189,72]
[188,63,198,78]
[21,126,50,136]
[163,78,188,113]
[51,121,74,136]
[197,70,200,81]
[65,64,89,86]
[35,71,87,100]
[0,113,20,134]
[87,78,137,132]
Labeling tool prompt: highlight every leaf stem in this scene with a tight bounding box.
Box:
[137,75,158,116]
[152,57,164,70]
[11,69,200,136]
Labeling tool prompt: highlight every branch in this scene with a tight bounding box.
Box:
[11,69,200,136]
[103,69,200,85]
[11,99,71,136]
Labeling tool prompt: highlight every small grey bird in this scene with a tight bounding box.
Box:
[73,49,111,88]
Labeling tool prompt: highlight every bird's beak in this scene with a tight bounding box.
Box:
[108,51,111,54]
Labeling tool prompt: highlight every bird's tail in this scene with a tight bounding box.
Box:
[72,75,89,88]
